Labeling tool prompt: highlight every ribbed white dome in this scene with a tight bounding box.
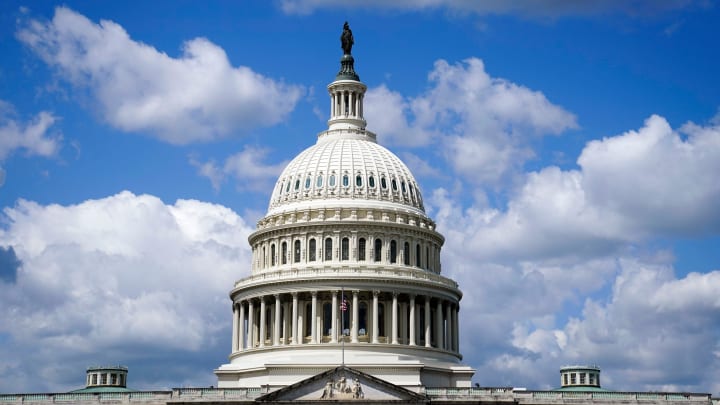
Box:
[268,131,425,216]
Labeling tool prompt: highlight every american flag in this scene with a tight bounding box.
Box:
[340,298,349,311]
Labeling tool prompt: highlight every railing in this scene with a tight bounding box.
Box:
[234,266,458,289]
[1,388,713,403]
[0,388,264,403]
[423,389,713,402]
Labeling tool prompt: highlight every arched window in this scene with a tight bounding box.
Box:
[271,244,276,266]
[342,174,349,187]
[294,179,300,191]
[390,240,397,264]
[285,180,291,192]
[281,242,287,265]
[309,239,317,261]
[358,238,366,261]
[368,175,375,188]
[391,178,398,192]
[401,181,407,193]
[294,240,301,263]
[305,177,311,189]
[341,237,349,261]
[356,175,363,187]
[316,174,323,188]
[380,177,387,189]
[262,246,266,268]
[404,242,410,265]
[415,244,421,267]
[329,174,336,187]
[374,238,382,262]
[325,238,333,261]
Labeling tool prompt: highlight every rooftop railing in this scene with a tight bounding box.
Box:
[0,388,714,404]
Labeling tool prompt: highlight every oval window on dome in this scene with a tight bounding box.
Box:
[305,177,311,189]
[391,178,398,192]
[369,175,376,188]
[329,174,336,187]
[409,184,416,202]
[285,180,291,193]
[342,174,349,187]
[401,181,407,193]
[316,174,323,188]
[380,177,387,189]
[295,179,300,191]
[356,175,363,187]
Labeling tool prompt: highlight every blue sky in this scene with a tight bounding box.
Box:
[1,0,719,394]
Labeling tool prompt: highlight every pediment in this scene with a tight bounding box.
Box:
[257,366,427,402]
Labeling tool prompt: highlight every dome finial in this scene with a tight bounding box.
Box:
[337,22,359,81]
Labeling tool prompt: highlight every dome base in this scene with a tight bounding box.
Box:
[215,345,474,390]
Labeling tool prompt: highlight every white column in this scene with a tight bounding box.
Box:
[238,301,245,350]
[274,294,281,346]
[424,298,431,348]
[232,303,239,353]
[409,295,416,346]
[311,292,318,344]
[445,303,452,350]
[248,300,255,348]
[259,297,266,348]
[372,291,379,343]
[291,293,298,345]
[391,293,399,344]
[435,300,443,349]
[331,291,338,343]
[351,290,359,343]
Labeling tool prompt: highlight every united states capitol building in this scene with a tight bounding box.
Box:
[2,24,716,405]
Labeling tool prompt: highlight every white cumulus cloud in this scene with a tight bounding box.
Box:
[430,111,720,391]
[366,58,577,185]
[0,191,253,392]
[0,101,60,161]
[190,146,289,192]
[17,7,304,144]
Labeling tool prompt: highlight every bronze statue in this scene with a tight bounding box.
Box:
[341,22,354,55]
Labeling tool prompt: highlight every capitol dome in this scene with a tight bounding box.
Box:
[215,24,474,391]
[269,132,425,216]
